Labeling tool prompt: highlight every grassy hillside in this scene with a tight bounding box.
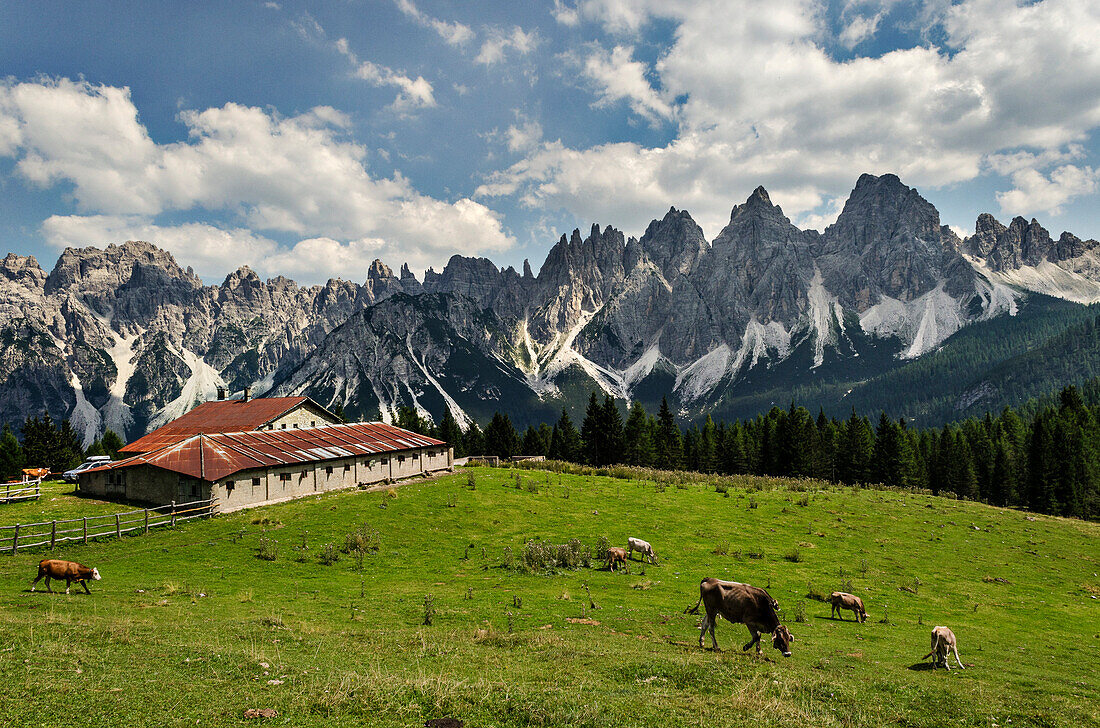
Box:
[0,468,1097,727]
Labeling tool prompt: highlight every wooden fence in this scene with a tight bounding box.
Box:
[0,499,217,554]
[1,483,41,505]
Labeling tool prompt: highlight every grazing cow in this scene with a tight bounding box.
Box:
[605,546,629,573]
[922,626,965,670]
[829,591,867,622]
[31,559,101,595]
[627,537,657,564]
[685,578,793,656]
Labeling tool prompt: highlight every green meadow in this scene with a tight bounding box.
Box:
[0,467,1096,727]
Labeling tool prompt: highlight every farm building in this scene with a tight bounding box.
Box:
[119,391,341,456]
[81,422,452,512]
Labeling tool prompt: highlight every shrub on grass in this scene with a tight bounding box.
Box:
[423,594,435,626]
[594,535,611,561]
[257,534,278,561]
[783,549,803,563]
[794,601,806,623]
[318,543,340,566]
[342,523,381,555]
[806,582,826,601]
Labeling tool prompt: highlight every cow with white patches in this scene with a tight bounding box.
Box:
[627,537,657,564]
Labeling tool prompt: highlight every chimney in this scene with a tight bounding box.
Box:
[243,386,251,402]
[216,386,226,401]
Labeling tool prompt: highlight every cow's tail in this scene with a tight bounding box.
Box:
[684,585,704,615]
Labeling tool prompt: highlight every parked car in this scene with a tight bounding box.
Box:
[63,456,113,483]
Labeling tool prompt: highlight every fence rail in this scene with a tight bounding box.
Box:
[0,499,216,554]
[1,483,41,504]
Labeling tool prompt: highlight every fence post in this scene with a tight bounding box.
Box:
[83,517,88,544]
[50,521,56,550]
[11,524,18,554]
[171,501,176,527]
[115,514,121,539]
[144,509,149,534]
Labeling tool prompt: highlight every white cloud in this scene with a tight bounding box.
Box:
[0,77,514,281]
[482,0,1100,238]
[505,120,544,153]
[582,45,674,124]
[838,11,884,48]
[335,39,436,111]
[475,26,539,65]
[552,0,580,26]
[393,0,474,46]
[996,165,1098,217]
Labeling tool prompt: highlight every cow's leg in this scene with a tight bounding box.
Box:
[65,578,72,595]
[81,579,91,595]
[44,576,53,593]
[743,627,761,652]
[708,614,719,650]
[30,571,44,592]
[952,644,964,670]
[698,613,709,648]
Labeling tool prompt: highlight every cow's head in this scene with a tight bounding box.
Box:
[91,568,101,581]
[772,625,793,657]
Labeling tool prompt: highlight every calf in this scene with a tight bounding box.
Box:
[31,559,101,595]
[605,546,629,573]
[922,626,965,670]
[627,537,657,564]
[686,578,793,656]
[829,591,867,622]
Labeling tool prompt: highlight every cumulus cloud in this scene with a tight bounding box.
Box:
[996,165,1098,217]
[335,38,436,110]
[393,0,474,46]
[505,120,544,153]
[475,26,539,65]
[481,0,1100,238]
[0,77,513,282]
[582,45,674,124]
[838,11,884,48]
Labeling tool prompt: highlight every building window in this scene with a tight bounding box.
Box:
[293,423,299,429]
[226,481,235,494]
[177,476,201,498]
[281,423,287,429]
[311,421,316,427]
[325,466,334,475]
[344,464,351,472]
[381,457,389,465]
[280,473,291,482]
[252,477,261,487]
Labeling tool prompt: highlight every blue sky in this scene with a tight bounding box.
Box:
[2,0,1099,284]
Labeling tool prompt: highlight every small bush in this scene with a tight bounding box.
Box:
[595,535,611,561]
[838,578,853,593]
[256,534,278,561]
[713,541,730,556]
[748,497,759,509]
[783,549,803,563]
[796,496,810,507]
[715,482,728,494]
[318,543,340,566]
[746,549,765,560]
[654,481,666,493]
[466,472,477,490]
[342,523,381,555]
[794,600,806,623]
[806,582,826,601]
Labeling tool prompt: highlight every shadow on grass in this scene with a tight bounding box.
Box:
[907,662,935,671]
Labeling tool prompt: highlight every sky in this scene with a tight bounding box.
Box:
[1,0,1099,286]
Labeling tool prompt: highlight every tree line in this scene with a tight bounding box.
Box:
[0,414,123,482]
[401,387,1100,521]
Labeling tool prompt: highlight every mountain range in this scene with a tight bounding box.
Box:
[3,172,1100,445]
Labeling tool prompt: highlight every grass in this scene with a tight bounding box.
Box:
[0,467,1097,727]
[0,479,135,524]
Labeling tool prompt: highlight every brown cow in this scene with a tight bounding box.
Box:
[922,626,964,670]
[605,547,629,573]
[30,559,101,595]
[686,578,793,656]
[829,591,867,622]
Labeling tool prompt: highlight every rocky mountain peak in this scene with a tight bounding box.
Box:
[638,206,708,279]
[1,253,46,287]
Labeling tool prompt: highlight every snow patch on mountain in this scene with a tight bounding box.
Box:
[149,345,226,430]
[807,270,837,368]
[860,286,966,359]
[622,343,664,390]
[968,256,1100,305]
[69,372,102,447]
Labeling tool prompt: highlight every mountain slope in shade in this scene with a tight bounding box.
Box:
[3,173,1100,440]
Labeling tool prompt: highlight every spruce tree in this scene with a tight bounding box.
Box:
[602,395,625,465]
[437,410,463,456]
[21,414,56,471]
[522,425,546,456]
[654,396,682,470]
[537,423,554,457]
[100,429,124,460]
[462,422,486,456]
[484,412,520,459]
[698,415,718,473]
[54,419,84,472]
[581,392,604,465]
[623,402,655,467]
[549,409,583,463]
[0,424,24,481]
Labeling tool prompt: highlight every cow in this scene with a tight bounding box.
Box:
[627,537,657,564]
[30,559,101,595]
[922,626,964,670]
[605,547,629,573]
[829,591,867,622]
[685,578,793,657]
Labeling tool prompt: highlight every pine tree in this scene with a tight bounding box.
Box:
[54,419,84,472]
[484,412,520,459]
[602,395,625,465]
[462,422,486,456]
[698,415,718,473]
[1026,414,1057,513]
[21,413,56,471]
[837,409,874,484]
[722,422,748,474]
[813,410,837,482]
[522,425,547,456]
[653,397,682,470]
[581,392,604,465]
[537,423,554,457]
[437,410,463,456]
[623,402,655,467]
[549,409,583,463]
[100,429,124,460]
[0,423,24,481]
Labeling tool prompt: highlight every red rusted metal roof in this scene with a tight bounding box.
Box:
[119,397,335,453]
[92,422,447,482]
